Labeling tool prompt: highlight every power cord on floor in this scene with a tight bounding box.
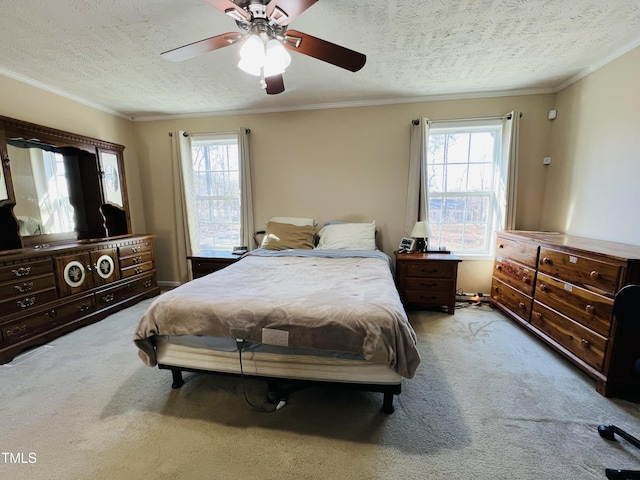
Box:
[236,339,286,413]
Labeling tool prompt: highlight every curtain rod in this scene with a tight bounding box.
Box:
[412,112,521,125]
[168,129,251,137]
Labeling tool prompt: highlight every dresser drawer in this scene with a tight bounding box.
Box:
[96,273,156,310]
[0,259,53,283]
[538,248,620,295]
[0,274,56,299]
[405,261,456,279]
[535,272,613,337]
[491,278,532,321]
[120,262,154,279]
[1,295,94,345]
[0,287,58,317]
[495,237,539,268]
[119,251,153,269]
[119,240,152,258]
[493,256,536,296]
[531,301,607,371]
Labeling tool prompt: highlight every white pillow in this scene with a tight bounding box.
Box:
[268,216,316,227]
[316,221,376,250]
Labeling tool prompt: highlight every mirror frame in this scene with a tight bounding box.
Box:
[0,115,129,250]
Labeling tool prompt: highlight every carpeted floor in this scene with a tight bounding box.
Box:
[1,298,640,479]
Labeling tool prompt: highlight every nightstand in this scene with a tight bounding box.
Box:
[395,251,462,314]
[188,250,241,279]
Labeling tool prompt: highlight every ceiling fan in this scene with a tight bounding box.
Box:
[161,0,366,95]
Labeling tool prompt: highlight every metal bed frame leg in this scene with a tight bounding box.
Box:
[170,368,184,389]
[381,392,395,414]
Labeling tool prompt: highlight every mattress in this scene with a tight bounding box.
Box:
[155,334,402,385]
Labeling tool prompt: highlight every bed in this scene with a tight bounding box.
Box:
[134,220,421,413]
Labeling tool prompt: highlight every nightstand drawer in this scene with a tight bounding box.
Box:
[404,280,453,305]
[405,262,455,279]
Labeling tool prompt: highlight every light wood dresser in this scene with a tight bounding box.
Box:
[491,231,640,399]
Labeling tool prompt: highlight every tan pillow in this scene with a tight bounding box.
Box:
[261,221,316,250]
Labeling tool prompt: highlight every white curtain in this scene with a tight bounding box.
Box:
[404,118,431,236]
[171,131,197,284]
[238,127,255,249]
[501,111,520,230]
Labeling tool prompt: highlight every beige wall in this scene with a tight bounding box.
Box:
[544,46,640,245]
[133,94,555,291]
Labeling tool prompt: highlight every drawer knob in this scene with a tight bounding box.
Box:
[519,302,526,311]
[539,283,546,292]
[585,305,595,314]
[522,275,529,284]
[581,338,590,348]
[46,309,58,318]
[541,257,551,265]
[590,270,600,280]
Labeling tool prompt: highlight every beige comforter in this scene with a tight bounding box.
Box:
[134,250,420,378]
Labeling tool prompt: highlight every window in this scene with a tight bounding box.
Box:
[190,133,241,251]
[426,120,503,256]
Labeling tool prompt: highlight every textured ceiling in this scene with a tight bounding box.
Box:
[0,0,638,120]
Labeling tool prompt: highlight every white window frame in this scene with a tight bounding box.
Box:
[426,119,504,259]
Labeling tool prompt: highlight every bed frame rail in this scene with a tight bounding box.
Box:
[158,363,401,414]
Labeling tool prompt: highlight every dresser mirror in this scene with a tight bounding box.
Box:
[0,115,130,251]
[8,141,77,237]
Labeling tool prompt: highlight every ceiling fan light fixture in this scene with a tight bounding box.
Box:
[263,39,291,77]
[237,34,265,76]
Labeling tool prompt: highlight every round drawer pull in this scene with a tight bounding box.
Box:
[541,257,551,265]
[581,338,590,348]
[585,305,595,314]
[522,275,529,284]
[590,270,600,280]
[539,283,546,291]
[519,302,526,311]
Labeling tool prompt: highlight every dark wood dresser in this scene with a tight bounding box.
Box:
[491,230,640,398]
[0,235,159,364]
[0,115,160,364]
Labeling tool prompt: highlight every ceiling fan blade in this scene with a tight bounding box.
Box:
[265,74,285,95]
[266,0,318,26]
[283,30,366,72]
[161,32,242,62]
[204,0,251,22]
